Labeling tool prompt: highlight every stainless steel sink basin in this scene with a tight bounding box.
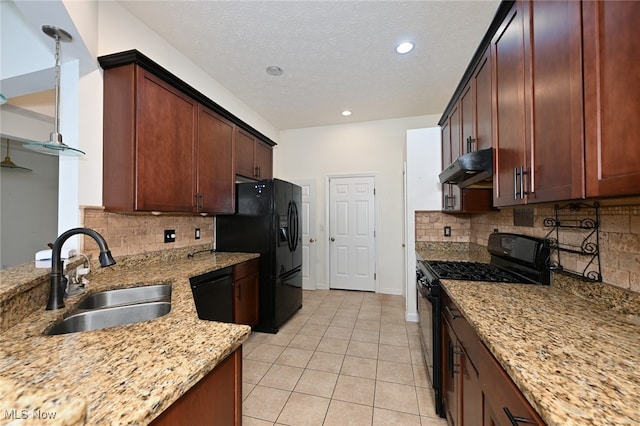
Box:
[45,302,171,335]
[45,284,172,335]
[76,284,171,309]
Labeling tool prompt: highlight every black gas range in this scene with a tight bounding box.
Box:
[416,232,550,418]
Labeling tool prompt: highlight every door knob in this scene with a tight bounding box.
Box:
[330,237,335,242]
[310,238,316,243]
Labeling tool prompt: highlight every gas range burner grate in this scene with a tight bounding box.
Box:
[425,260,527,283]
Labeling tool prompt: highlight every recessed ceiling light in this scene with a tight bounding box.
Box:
[266,65,283,76]
[396,41,414,54]
[341,110,352,117]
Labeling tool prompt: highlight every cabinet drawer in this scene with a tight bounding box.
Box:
[233,258,259,280]
[442,292,484,373]
[481,347,544,426]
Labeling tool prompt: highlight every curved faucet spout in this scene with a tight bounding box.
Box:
[47,227,116,310]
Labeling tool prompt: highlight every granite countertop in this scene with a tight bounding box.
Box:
[416,245,640,425]
[443,281,640,426]
[0,251,258,425]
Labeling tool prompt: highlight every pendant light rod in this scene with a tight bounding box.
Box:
[23,25,85,157]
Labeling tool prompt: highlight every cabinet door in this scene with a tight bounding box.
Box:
[474,47,492,152]
[136,69,196,211]
[527,0,584,203]
[461,347,482,425]
[442,319,460,425]
[235,128,256,179]
[492,1,527,207]
[481,346,544,426]
[197,106,235,213]
[584,1,640,198]
[460,82,475,155]
[234,273,259,327]
[255,140,273,180]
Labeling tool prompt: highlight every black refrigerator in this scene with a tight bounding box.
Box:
[216,179,302,333]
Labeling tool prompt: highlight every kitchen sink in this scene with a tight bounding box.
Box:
[45,284,172,335]
[76,284,171,309]
[45,302,171,335]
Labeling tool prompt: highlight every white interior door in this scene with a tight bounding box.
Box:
[329,176,376,291]
[296,179,317,290]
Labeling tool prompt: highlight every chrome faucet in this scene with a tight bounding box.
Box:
[46,227,116,310]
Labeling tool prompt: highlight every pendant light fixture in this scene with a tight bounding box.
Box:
[23,25,85,157]
[1,138,33,172]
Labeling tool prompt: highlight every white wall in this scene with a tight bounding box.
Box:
[404,127,442,321]
[275,115,440,295]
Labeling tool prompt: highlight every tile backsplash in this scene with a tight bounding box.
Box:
[80,206,214,259]
[416,204,640,294]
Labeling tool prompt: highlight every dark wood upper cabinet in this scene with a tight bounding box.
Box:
[527,0,585,203]
[197,106,235,214]
[103,65,197,212]
[583,0,640,198]
[493,0,584,207]
[492,2,528,208]
[235,127,273,181]
[99,50,276,214]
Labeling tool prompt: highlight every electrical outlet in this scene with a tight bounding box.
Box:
[164,229,176,243]
[444,226,451,237]
[195,228,201,240]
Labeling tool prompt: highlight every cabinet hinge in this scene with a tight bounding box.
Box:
[374,273,377,280]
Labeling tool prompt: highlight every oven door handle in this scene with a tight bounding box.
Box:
[416,284,436,301]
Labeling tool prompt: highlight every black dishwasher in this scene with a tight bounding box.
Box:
[189,266,233,322]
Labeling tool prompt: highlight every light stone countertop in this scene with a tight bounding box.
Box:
[0,251,258,425]
[442,280,640,426]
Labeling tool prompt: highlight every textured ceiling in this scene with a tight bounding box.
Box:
[118,0,500,130]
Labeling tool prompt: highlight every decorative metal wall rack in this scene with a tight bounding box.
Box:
[543,202,601,282]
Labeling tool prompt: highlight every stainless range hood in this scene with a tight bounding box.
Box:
[439,147,493,189]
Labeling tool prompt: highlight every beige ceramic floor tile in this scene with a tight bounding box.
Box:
[346,340,379,359]
[416,386,440,418]
[332,375,376,406]
[276,347,314,368]
[379,331,409,347]
[340,355,378,380]
[244,359,273,384]
[306,351,344,374]
[323,400,373,426]
[355,318,381,331]
[294,369,339,398]
[374,381,419,415]
[350,328,380,344]
[243,385,291,422]
[246,343,287,363]
[324,325,353,340]
[242,415,275,425]
[421,415,449,425]
[378,344,412,364]
[259,364,304,391]
[316,336,350,355]
[373,407,422,425]
[376,360,416,386]
[289,334,322,350]
[276,392,330,426]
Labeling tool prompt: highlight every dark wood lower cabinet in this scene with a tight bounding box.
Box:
[151,347,242,426]
[442,291,544,426]
[233,258,260,328]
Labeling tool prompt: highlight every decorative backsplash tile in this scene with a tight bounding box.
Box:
[416,205,640,294]
[80,206,214,259]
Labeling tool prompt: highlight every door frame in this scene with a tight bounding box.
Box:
[293,178,317,290]
[325,173,378,293]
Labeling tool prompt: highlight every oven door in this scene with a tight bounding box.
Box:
[416,278,444,417]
